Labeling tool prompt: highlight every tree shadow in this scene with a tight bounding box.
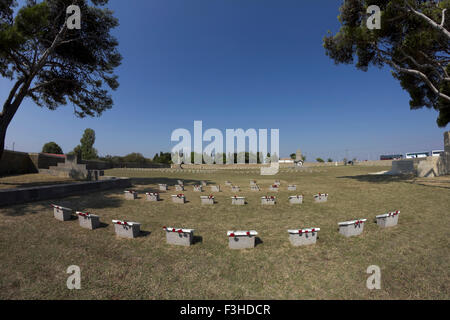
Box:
[0,179,76,190]
[0,189,124,217]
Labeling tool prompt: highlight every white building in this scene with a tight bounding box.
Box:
[279,158,294,164]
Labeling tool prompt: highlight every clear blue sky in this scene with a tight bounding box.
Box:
[1,0,448,161]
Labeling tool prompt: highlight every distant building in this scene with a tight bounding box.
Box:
[279,158,294,164]
[380,154,403,160]
[405,152,430,159]
[431,150,444,157]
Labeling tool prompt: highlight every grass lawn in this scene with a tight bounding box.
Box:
[0,166,449,299]
[0,174,75,190]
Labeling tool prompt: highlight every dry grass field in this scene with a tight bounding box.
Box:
[0,166,449,299]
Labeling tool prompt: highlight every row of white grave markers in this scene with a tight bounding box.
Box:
[124,190,328,205]
[157,180,304,192]
[51,204,400,248]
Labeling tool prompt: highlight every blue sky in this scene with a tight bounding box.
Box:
[1,0,448,161]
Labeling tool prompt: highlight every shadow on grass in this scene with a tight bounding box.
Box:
[339,173,450,190]
[193,235,203,245]
[98,222,109,229]
[138,230,152,238]
[337,173,415,184]
[0,189,125,217]
[255,237,263,247]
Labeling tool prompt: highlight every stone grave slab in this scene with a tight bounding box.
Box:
[288,228,320,246]
[77,211,100,230]
[164,227,194,246]
[52,204,72,221]
[289,195,303,204]
[338,219,367,237]
[376,211,400,228]
[172,194,186,204]
[145,192,160,202]
[228,230,258,249]
[113,220,141,238]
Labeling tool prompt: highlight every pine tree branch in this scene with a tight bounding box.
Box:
[406,3,450,40]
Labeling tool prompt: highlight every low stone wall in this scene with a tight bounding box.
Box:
[390,159,416,174]
[0,177,131,207]
[112,162,170,169]
[82,160,113,170]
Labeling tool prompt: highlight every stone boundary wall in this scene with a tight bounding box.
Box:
[0,151,170,176]
[1,151,66,175]
[0,177,131,207]
[28,153,66,171]
[171,160,393,170]
[110,162,171,169]
[0,150,35,175]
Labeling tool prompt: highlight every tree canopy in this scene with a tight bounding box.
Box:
[0,0,122,158]
[71,128,98,159]
[323,0,450,127]
[42,141,63,154]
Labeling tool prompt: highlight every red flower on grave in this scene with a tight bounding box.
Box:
[163,226,166,230]
[230,233,235,237]
[312,229,315,232]
[246,231,250,236]
[299,230,303,234]
[178,229,183,234]
[305,230,309,234]
[172,228,176,232]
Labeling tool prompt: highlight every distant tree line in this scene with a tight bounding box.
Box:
[98,152,172,166]
[42,128,173,165]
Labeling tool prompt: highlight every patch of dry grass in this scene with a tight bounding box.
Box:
[0,166,448,299]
